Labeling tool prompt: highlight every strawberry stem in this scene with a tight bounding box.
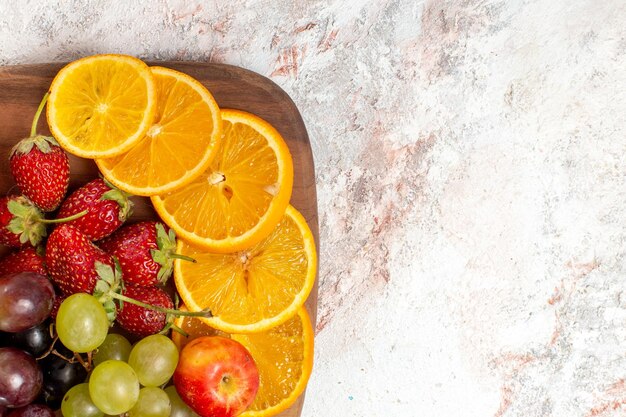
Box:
[31,92,49,137]
[39,210,88,224]
[169,322,189,338]
[170,253,197,263]
[110,292,213,318]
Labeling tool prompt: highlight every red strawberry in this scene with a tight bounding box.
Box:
[45,224,114,295]
[45,229,211,332]
[0,196,85,247]
[0,246,46,276]
[99,221,194,286]
[10,139,69,213]
[49,292,67,320]
[9,94,70,212]
[116,284,174,337]
[56,178,133,241]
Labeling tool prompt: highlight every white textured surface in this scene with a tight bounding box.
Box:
[2,1,626,416]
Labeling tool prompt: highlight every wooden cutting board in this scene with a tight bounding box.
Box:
[0,62,318,417]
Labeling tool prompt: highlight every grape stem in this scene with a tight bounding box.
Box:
[73,351,92,372]
[111,292,213,318]
[31,92,49,137]
[36,335,59,360]
[51,349,74,362]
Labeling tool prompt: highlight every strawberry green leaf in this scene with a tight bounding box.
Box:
[7,199,31,217]
[102,299,117,323]
[33,136,52,153]
[19,231,29,244]
[7,218,25,234]
[95,261,115,285]
[6,198,47,246]
[93,280,110,298]
[101,187,134,222]
[152,223,178,284]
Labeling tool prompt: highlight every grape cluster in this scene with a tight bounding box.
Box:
[62,334,197,417]
[1,280,198,417]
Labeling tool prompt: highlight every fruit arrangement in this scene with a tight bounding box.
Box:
[0,55,316,417]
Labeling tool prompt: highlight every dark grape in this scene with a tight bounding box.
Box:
[5,404,55,417]
[0,348,42,408]
[0,273,54,333]
[0,331,10,347]
[7,322,52,357]
[37,344,87,410]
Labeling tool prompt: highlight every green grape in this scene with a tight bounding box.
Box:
[165,386,200,417]
[56,293,109,353]
[128,335,179,387]
[93,333,132,366]
[128,387,171,417]
[61,383,104,417]
[89,360,140,415]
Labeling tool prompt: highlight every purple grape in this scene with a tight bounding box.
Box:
[0,331,10,347]
[0,348,42,408]
[0,273,54,333]
[7,322,52,357]
[38,344,87,410]
[5,404,54,417]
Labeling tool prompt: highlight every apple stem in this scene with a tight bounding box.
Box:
[111,292,213,318]
[31,92,49,137]
[39,210,88,224]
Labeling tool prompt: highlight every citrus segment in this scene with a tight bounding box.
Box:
[96,66,222,196]
[47,54,156,158]
[152,109,293,253]
[174,205,316,333]
[236,308,314,417]
[171,308,314,417]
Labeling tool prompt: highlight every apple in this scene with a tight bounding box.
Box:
[173,336,259,417]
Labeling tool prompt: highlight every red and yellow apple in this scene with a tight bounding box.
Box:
[173,336,259,417]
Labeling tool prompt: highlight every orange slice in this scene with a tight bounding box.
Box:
[96,66,222,196]
[47,54,156,158]
[174,205,316,333]
[151,109,293,253]
[171,308,314,417]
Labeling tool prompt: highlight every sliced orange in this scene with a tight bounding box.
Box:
[47,54,156,158]
[174,205,316,333]
[171,308,314,417]
[96,66,222,196]
[151,109,293,253]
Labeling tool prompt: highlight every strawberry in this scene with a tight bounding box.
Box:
[10,138,69,213]
[49,292,66,320]
[46,226,211,330]
[99,221,195,286]
[0,246,46,276]
[55,178,133,241]
[45,224,114,295]
[9,93,70,212]
[116,284,175,337]
[0,196,86,247]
